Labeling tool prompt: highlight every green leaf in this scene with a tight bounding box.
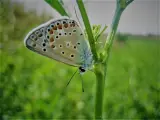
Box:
[95,25,108,41]
[44,0,69,16]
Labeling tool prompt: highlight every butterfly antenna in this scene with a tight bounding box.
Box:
[66,69,78,87]
[79,73,85,92]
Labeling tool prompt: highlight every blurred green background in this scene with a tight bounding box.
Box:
[0,1,160,119]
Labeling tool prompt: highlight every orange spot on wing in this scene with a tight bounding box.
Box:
[50,30,53,34]
[51,44,55,48]
[70,23,75,27]
[70,24,73,27]
[64,23,68,28]
[58,24,62,29]
[50,37,54,42]
[53,26,57,30]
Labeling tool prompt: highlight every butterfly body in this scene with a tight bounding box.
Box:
[24,17,93,73]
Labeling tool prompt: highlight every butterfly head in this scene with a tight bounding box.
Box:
[79,66,86,74]
[79,48,94,74]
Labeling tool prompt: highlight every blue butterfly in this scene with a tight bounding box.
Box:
[24,17,93,74]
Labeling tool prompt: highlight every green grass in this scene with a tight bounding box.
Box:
[1,36,159,119]
[0,1,160,119]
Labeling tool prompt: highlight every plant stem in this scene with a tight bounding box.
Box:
[103,6,123,63]
[76,0,98,61]
[94,63,105,119]
[95,1,134,119]
[104,0,134,63]
[93,4,124,120]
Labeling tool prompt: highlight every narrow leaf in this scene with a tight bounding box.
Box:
[95,25,108,41]
[44,0,69,16]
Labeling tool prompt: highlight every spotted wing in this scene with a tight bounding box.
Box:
[24,18,90,67]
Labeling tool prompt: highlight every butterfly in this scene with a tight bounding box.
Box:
[24,17,93,74]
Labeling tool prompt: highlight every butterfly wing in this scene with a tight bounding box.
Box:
[24,18,90,67]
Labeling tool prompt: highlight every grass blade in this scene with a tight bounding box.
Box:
[44,0,69,16]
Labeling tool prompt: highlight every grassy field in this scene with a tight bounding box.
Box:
[0,1,160,119]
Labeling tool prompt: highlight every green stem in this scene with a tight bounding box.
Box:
[96,5,123,119]
[94,7,125,114]
[94,1,134,119]
[94,0,135,119]
[103,0,134,63]
[76,0,98,61]
[103,6,123,63]
[94,64,105,119]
